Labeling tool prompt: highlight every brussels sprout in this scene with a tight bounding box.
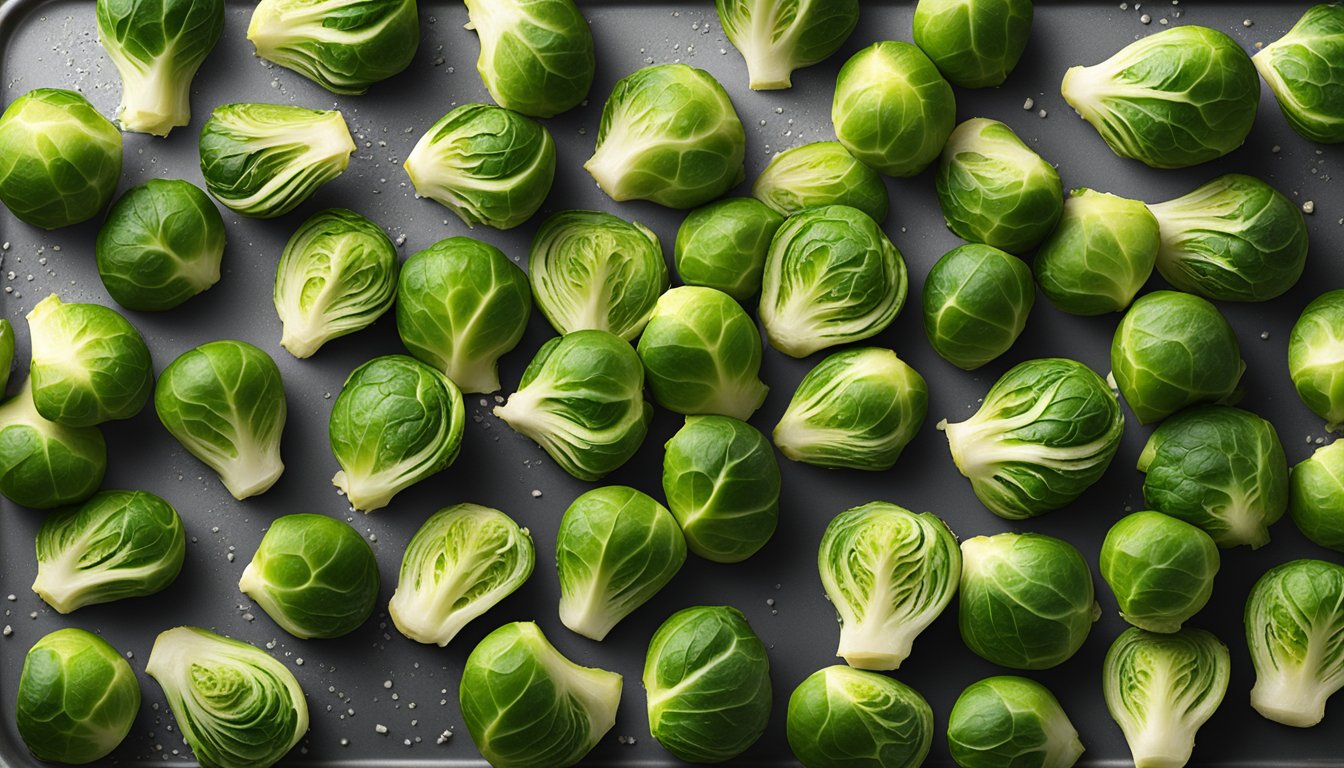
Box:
[637,287,769,420]
[787,665,934,768]
[1291,441,1344,553]
[773,347,927,471]
[752,142,889,223]
[1034,189,1159,316]
[1103,628,1230,768]
[944,358,1124,519]
[146,626,308,768]
[585,64,746,209]
[556,486,686,641]
[156,340,286,500]
[404,103,556,230]
[529,210,668,341]
[1148,174,1308,302]
[96,179,226,312]
[674,197,783,301]
[645,605,772,763]
[818,502,960,670]
[0,318,13,394]
[397,237,531,393]
[199,103,355,219]
[1061,26,1259,169]
[959,533,1099,670]
[33,490,186,614]
[273,208,398,359]
[461,622,620,768]
[936,118,1062,254]
[329,355,465,512]
[947,676,1084,768]
[923,244,1034,370]
[463,0,594,118]
[1100,511,1220,634]
[715,0,858,90]
[1246,559,1344,727]
[832,41,956,178]
[16,628,140,765]
[239,513,378,639]
[247,0,418,95]
[1290,290,1344,430]
[1111,291,1244,424]
[389,504,534,646]
[27,294,154,427]
[759,205,908,358]
[97,0,223,135]
[1138,405,1288,549]
[0,379,107,509]
[494,330,652,482]
[913,0,1033,88]
[0,88,122,230]
[1254,4,1344,144]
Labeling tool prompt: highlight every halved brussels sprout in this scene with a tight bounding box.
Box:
[1060,25,1259,168]
[913,0,1033,88]
[404,103,556,230]
[463,0,594,118]
[787,666,934,768]
[674,197,783,302]
[1254,4,1344,144]
[923,244,1034,370]
[1034,189,1159,316]
[774,347,927,471]
[1291,441,1344,553]
[585,64,746,209]
[715,0,858,90]
[0,319,12,394]
[1100,511,1219,634]
[1290,290,1344,430]
[247,0,418,95]
[752,141,889,223]
[0,378,107,509]
[947,676,1084,768]
[1246,559,1344,727]
[389,504,533,646]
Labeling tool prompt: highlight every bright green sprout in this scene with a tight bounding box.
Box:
[752,141,889,223]
[787,665,934,768]
[715,0,858,90]
[0,378,107,510]
[674,197,783,302]
[947,676,1085,768]
[247,0,419,95]
[913,0,1033,88]
[1100,511,1220,633]
[1034,189,1159,316]
[1246,558,1344,727]
[1290,289,1344,430]
[463,0,594,118]
[1253,4,1344,144]
[1290,440,1344,553]
[923,244,1034,370]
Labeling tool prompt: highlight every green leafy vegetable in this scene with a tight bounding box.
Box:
[1290,441,1344,553]
[1100,511,1220,633]
[752,141,889,222]
[1290,289,1344,430]
[923,244,1034,370]
[715,0,859,90]
[1253,4,1344,144]
[247,0,419,95]
[0,378,107,509]
[787,665,934,768]
[463,0,594,118]
[947,676,1084,768]
[674,197,783,301]
[913,0,1033,88]
[1034,188,1159,316]
[1246,559,1344,727]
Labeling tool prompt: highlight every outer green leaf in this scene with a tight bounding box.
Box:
[674,197,783,301]
[1253,4,1344,144]
[247,0,418,95]
[1034,188,1159,316]
[947,676,1084,768]
[923,243,1033,370]
[913,0,1033,88]
[1289,289,1344,430]
[787,666,934,768]
[752,141,889,222]
[463,0,594,118]
[1100,511,1219,633]
[0,378,107,509]
[1290,440,1344,553]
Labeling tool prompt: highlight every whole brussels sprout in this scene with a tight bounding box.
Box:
[819,502,960,670]
[1254,4,1344,144]
[923,244,1034,370]
[0,88,122,229]
[16,628,140,764]
[239,513,379,639]
[495,330,652,481]
[463,0,594,118]
[27,294,154,427]
[404,103,556,230]
[556,486,686,641]
[947,676,1084,768]
[944,358,1124,519]
[98,0,223,135]
[760,205,908,358]
[936,118,1062,254]
[787,666,934,768]
[637,287,769,420]
[1034,189,1159,316]
[329,355,465,512]
[832,41,956,177]
[1245,559,1344,727]
[1111,291,1243,424]
[1290,290,1344,429]
[774,347,928,471]
[1100,511,1220,633]
[1061,25,1259,168]
[959,532,1099,670]
[0,318,12,394]
[156,340,286,500]
[645,605,772,763]
[146,626,308,768]
[1139,406,1288,549]
[461,622,620,768]
[715,0,858,90]
[529,210,668,341]
[33,490,186,613]
[752,141,889,223]
[273,208,399,359]
[96,179,226,312]
[247,0,418,95]
[913,0,1033,88]
[199,103,355,218]
[0,379,107,509]
[674,197,783,301]
[1148,174,1308,302]
[1291,441,1344,553]
[397,236,531,393]
[663,415,780,563]
[586,64,746,209]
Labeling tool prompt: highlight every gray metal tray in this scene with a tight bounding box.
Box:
[1,0,1339,765]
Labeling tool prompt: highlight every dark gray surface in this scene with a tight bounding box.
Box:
[0,1,1340,766]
